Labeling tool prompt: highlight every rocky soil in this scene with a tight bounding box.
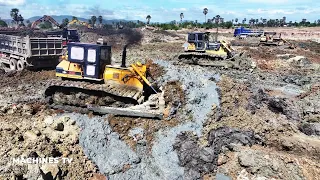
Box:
[0,28,319,180]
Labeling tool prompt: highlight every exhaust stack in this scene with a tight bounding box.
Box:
[121,44,128,68]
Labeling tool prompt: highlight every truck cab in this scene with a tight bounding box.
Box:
[46,28,80,46]
[62,28,80,44]
[56,42,111,80]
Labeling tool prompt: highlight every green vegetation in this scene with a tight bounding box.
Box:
[10,8,24,26]
[0,19,8,27]
[91,16,97,27]
[3,7,320,31]
[39,21,52,29]
[61,18,69,28]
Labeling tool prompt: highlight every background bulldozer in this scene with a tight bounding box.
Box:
[178,32,253,70]
[259,32,296,49]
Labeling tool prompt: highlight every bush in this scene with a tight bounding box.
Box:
[0,20,7,27]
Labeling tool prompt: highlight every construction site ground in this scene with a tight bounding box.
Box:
[0,27,319,180]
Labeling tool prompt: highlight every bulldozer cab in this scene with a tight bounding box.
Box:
[187,32,208,50]
[57,42,112,79]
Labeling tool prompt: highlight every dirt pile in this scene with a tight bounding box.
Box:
[173,127,262,179]
[142,29,184,43]
[0,114,98,179]
[79,28,143,49]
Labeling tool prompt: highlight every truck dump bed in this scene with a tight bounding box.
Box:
[0,34,63,57]
[0,34,63,70]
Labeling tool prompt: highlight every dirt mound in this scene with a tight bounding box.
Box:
[80,28,143,49]
[146,59,165,79]
[173,127,262,179]
[248,89,301,121]
[13,30,47,37]
[296,40,320,53]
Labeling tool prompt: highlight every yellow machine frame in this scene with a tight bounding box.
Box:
[56,59,148,91]
[185,40,232,57]
[68,19,92,28]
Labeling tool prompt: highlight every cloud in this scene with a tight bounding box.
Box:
[172,8,187,12]
[0,0,25,6]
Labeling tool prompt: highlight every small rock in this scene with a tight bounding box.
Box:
[89,173,107,180]
[7,109,14,114]
[16,135,24,141]
[238,151,255,167]
[22,104,31,111]
[281,140,294,151]
[44,116,54,125]
[62,150,71,157]
[69,120,76,125]
[216,173,232,180]
[52,122,64,131]
[63,116,70,122]
[40,164,61,179]
[299,123,320,136]
[24,131,38,141]
[34,129,41,136]
[217,154,228,166]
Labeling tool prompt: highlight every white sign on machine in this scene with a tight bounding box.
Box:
[87,49,96,63]
[70,46,84,60]
[86,65,96,76]
[86,49,96,76]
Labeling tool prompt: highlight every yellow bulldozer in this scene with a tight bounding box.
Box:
[45,39,164,119]
[68,19,92,28]
[178,32,253,69]
[258,32,295,49]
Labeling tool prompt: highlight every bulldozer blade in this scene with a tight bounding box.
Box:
[50,105,163,119]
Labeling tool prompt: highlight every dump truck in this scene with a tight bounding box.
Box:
[234,27,264,38]
[44,39,164,119]
[178,32,253,70]
[0,34,63,70]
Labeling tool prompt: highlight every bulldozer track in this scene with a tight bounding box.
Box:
[45,79,145,108]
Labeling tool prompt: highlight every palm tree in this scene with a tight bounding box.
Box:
[215,15,220,24]
[18,15,24,26]
[26,20,31,27]
[98,15,103,25]
[263,19,267,25]
[10,8,19,25]
[275,19,279,26]
[215,15,220,42]
[243,18,246,25]
[180,13,184,23]
[282,16,286,25]
[91,16,97,27]
[146,15,151,24]
[203,8,208,23]
[62,18,69,27]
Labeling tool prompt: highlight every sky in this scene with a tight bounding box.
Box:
[0,0,319,23]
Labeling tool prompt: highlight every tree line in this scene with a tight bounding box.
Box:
[1,7,320,30]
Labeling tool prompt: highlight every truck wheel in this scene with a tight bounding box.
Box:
[17,60,25,71]
[9,58,17,70]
